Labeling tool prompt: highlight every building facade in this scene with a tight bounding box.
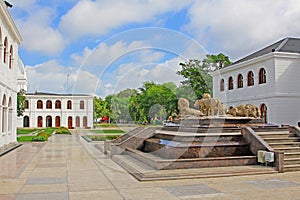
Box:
[0,1,25,149]
[18,92,94,129]
[211,37,300,126]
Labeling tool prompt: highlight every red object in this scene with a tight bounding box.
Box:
[102,116,109,123]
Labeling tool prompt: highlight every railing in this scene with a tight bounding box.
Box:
[241,127,284,172]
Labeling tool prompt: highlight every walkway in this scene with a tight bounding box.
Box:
[1,130,300,200]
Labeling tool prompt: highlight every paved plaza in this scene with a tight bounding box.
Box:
[1,130,300,200]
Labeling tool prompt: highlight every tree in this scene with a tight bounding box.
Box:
[177,54,231,98]
[177,59,212,98]
[130,82,178,123]
[105,89,138,123]
[93,96,110,122]
[17,89,26,117]
[202,53,232,71]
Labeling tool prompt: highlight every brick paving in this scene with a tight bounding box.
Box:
[1,130,300,200]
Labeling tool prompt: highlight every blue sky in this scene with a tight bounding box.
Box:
[8,0,300,97]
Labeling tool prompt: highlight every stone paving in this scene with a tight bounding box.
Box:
[1,130,300,200]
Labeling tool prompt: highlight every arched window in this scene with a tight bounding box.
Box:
[237,74,243,88]
[80,100,84,109]
[259,68,266,84]
[76,116,80,127]
[247,71,254,86]
[260,104,268,123]
[220,79,225,92]
[55,116,60,127]
[46,116,52,127]
[37,100,43,109]
[3,37,8,63]
[55,100,61,109]
[68,116,73,129]
[25,100,29,109]
[37,116,43,127]
[228,76,234,90]
[46,100,52,109]
[9,45,13,69]
[23,116,30,127]
[67,100,72,109]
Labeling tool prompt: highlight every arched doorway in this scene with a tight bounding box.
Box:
[46,116,52,127]
[23,116,30,127]
[260,104,268,123]
[68,116,73,129]
[55,116,60,127]
[2,94,6,133]
[76,116,80,127]
[37,116,43,127]
[83,116,87,128]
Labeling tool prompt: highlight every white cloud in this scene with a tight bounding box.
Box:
[59,0,193,39]
[185,0,300,60]
[100,56,185,97]
[25,60,100,95]
[14,5,67,55]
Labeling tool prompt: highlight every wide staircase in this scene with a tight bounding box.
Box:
[255,127,300,172]
[108,125,278,181]
[138,129,256,169]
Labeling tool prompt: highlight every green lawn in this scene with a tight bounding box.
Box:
[17,129,38,135]
[17,136,40,142]
[90,129,125,134]
[17,127,58,142]
[43,128,57,134]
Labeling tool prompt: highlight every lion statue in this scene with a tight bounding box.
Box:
[227,104,261,118]
[178,98,204,117]
[194,93,226,116]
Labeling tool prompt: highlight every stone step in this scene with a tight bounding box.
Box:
[284,152,300,158]
[268,142,300,148]
[257,131,292,138]
[284,158,300,165]
[143,138,252,159]
[262,137,300,143]
[284,164,300,172]
[112,154,278,181]
[273,147,300,153]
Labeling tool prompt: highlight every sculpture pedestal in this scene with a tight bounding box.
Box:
[173,116,265,127]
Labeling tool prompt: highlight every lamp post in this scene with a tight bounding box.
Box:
[66,73,69,93]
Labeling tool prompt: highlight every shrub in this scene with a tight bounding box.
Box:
[86,135,119,141]
[31,136,47,142]
[37,132,50,139]
[56,127,71,134]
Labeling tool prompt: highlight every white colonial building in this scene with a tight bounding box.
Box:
[211,37,300,126]
[18,92,93,129]
[0,1,26,150]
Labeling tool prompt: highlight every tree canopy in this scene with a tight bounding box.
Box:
[17,89,26,117]
[93,53,231,124]
[177,54,231,98]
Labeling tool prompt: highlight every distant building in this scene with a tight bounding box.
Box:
[18,92,93,129]
[0,1,25,150]
[211,37,300,126]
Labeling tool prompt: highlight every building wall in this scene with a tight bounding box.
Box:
[0,1,23,148]
[212,52,300,126]
[19,94,94,129]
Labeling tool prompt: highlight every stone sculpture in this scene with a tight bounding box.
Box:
[227,104,261,118]
[194,93,226,116]
[178,98,204,117]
